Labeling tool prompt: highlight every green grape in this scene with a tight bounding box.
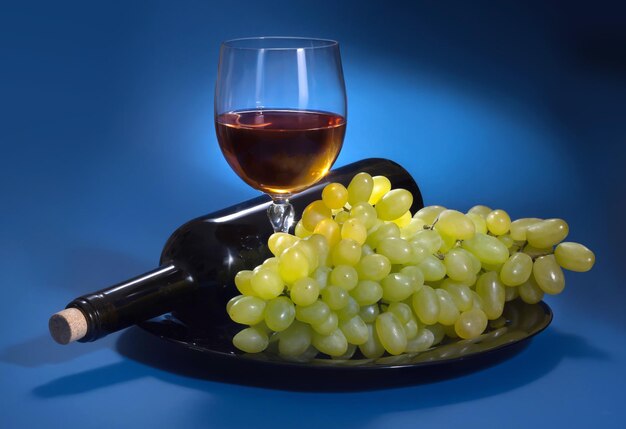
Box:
[311,311,339,335]
[305,234,330,267]
[476,271,506,320]
[339,315,369,345]
[264,296,295,332]
[454,309,488,339]
[268,232,299,257]
[518,276,544,304]
[250,268,284,299]
[233,327,269,353]
[359,304,380,323]
[375,189,414,221]
[498,234,515,249]
[526,219,569,248]
[522,244,553,259]
[481,262,504,273]
[295,300,330,325]
[444,248,475,283]
[467,205,492,219]
[399,266,425,292]
[438,230,457,253]
[226,295,243,313]
[331,344,357,360]
[412,285,440,325]
[467,213,488,234]
[312,328,348,357]
[441,280,474,312]
[359,324,385,358]
[330,265,359,291]
[292,240,318,274]
[554,242,595,272]
[505,285,519,301]
[350,202,378,229]
[366,222,401,248]
[313,266,331,289]
[405,327,435,352]
[331,239,362,266]
[434,209,476,241]
[278,321,312,356]
[347,172,374,205]
[368,175,392,205]
[322,182,349,209]
[428,324,446,346]
[470,290,484,310]
[228,296,266,325]
[435,288,460,325]
[381,273,414,302]
[455,248,481,274]
[361,243,375,256]
[414,205,446,225]
[302,200,332,232]
[253,320,273,335]
[278,247,309,285]
[386,302,413,323]
[357,254,392,281]
[375,312,407,355]
[391,211,412,228]
[234,270,255,296]
[410,229,443,254]
[403,316,419,340]
[509,218,542,241]
[336,296,360,320]
[333,210,350,224]
[321,285,349,310]
[290,277,320,306]
[500,252,533,286]
[350,280,383,305]
[377,237,413,264]
[341,218,367,245]
[533,255,565,294]
[261,257,280,272]
[486,209,511,236]
[401,218,427,240]
[417,255,447,282]
[462,233,509,265]
[295,220,313,238]
[313,218,341,247]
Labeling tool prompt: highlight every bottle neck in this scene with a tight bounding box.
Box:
[69,264,195,342]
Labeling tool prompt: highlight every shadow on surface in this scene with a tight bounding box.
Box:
[32,326,608,398]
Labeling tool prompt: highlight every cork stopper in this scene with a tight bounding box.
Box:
[49,308,88,344]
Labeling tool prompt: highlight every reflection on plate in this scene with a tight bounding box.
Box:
[138,299,552,373]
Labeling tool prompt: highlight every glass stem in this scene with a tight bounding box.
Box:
[267,197,295,233]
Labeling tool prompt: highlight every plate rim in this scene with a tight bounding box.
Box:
[137,300,553,371]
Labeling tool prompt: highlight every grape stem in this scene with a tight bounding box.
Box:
[426,218,439,230]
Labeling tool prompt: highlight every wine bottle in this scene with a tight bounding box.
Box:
[49,158,424,344]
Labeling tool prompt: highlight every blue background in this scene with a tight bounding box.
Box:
[1,1,625,427]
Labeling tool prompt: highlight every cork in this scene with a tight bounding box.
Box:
[49,308,88,344]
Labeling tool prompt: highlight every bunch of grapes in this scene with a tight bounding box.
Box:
[227,172,595,359]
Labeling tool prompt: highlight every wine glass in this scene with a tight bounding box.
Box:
[215,37,347,233]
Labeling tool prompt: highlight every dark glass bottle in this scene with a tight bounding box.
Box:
[54,158,423,343]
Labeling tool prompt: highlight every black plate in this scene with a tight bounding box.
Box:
[138,299,552,374]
